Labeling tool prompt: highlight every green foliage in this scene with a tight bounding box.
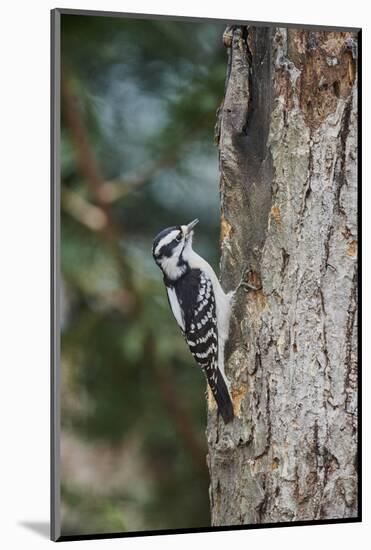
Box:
[60,13,225,534]
[61,485,128,535]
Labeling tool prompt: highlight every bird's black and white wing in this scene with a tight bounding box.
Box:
[166,269,234,423]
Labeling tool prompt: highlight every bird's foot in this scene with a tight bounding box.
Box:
[236,266,262,294]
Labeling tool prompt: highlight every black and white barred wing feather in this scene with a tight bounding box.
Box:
[166,269,234,423]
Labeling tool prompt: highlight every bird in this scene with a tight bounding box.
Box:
[152,219,234,424]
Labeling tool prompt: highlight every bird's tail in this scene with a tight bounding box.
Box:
[207,367,234,424]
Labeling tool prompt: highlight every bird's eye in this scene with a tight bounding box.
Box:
[175,232,182,242]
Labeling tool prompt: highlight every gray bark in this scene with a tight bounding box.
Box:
[207,26,358,525]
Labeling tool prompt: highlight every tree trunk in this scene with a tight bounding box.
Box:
[207,26,358,525]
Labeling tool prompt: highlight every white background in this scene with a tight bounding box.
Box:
[0,0,368,548]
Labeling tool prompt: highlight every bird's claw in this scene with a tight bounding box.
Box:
[236,266,262,293]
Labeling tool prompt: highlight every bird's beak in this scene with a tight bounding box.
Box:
[185,218,199,235]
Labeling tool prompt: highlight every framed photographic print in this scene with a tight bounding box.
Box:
[51,8,361,542]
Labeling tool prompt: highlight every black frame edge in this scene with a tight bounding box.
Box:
[356,27,362,524]
[57,517,361,542]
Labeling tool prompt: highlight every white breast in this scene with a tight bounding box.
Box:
[166,286,185,331]
[183,249,233,390]
[185,249,232,338]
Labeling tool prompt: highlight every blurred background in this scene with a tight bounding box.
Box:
[60,13,226,536]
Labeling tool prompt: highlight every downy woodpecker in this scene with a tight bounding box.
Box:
[152,219,234,423]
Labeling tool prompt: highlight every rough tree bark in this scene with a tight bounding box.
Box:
[207,26,358,525]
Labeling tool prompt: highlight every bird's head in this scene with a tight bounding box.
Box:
[152,219,199,280]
